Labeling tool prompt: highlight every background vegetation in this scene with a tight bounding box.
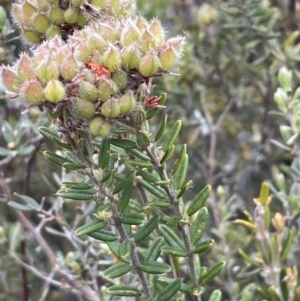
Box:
[1,0,300,300]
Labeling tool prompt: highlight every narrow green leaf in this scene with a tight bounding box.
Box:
[137,169,159,183]
[148,201,171,208]
[64,151,84,165]
[159,225,185,251]
[134,215,160,243]
[177,180,193,198]
[118,182,133,213]
[137,130,150,147]
[156,278,182,301]
[160,145,175,164]
[62,162,86,170]
[109,138,137,149]
[113,171,135,194]
[75,219,107,236]
[56,189,94,200]
[8,201,31,211]
[128,160,153,168]
[190,207,209,245]
[0,147,12,157]
[141,261,171,274]
[162,120,182,152]
[101,155,114,182]
[281,226,296,261]
[129,148,150,161]
[193,239,214,254]
[238,248,263,267]
[89,229,117,242]
[173,154,188,190]
[137,179,168,198]
[62,182,92,190]
[144,237,164,262]
[208,290,222,301]
[9,222,21,251]
[171,144,187,175]
[38,126,71,149]
[43,150,69,166]
[14,193,41,210]
[118,242,131,262]
[155,114,168,142]
[98,138,110,169]
[103,262,132,278]
[161,246,187,257]
[187,185,211,216]
[158,277,192,293]
[121,213,145,225]
[151,207,178,227]
[107,285,142,297]
[202,261,226,285]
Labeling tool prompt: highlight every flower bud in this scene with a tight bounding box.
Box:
[274,88,287,112]
[149,17,164,46]
[23,30,42,44]
[90,0,107,9]
[11,4,25,24]
[138,50,161,78]
[112,69,128,90]
[101,97,120,118]
[164,36,185,53]
[37,57,60,82]
[20,80,44,105]
[89,117,111,136]
[121,21,141,47]
[103,45,122,71]
[32,13,50,34]
[83,70,96,83]
[121,44,141,69]
[17,53,36,82]
[93,169,103,182]
[64,7,79,24]
[22,1,37,22]
[72,0,84,7]
[45,25,61,38]
[73,98,96,120]
[98,77,119,101]
[278,67,292,92]
[280,125,293,142]
[78,81,99,102]
[48,7,65,25]
[140,28,157,53]
[159,44,177,71]
[0,6,7,28]
[119,90,136,115]
[36,0,49,10]
[1,66,20,92]
[86,34,107,53]
[43,79,65,103]
[271,212,286,233]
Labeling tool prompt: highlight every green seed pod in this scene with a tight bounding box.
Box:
[72,0,84,7]
[121,44,141,69]
[56,46,70,64]
[103,45,122,72]
[101,98,120,118]
[60,54,84,81]
[0,6,7,28]
[159,44,177,71]
[48,7,65,25]
[149,17,165,46]
[98,77,119,102]
[89,117,111,136]
[36,0,49,11]
[17,53,36,82]
[43,79,65,103]
[45,25,61,38]
[36,57,60,82]
[78,81,99,102]
[112,69,128,90]
[11,4,25,24]
[23,30,42,44]
[119,90,136,115]
[90,0,107,9]
[164,37,185,53]
[83,70,96,84]
[22,1,37,22]
[121,21,141,47]
[140,28,158,53]
[136,14,148,32]
[86,34,107,53]
[73,98,96,120]
[32,13,50,34]
[138,50,161,78]
[64,7,79,24]
[20,80,44,105]
[1,66,20,92]
[77,12,89,27]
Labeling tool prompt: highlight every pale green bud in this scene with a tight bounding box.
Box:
[43,79,65,103]
[278,67,292,92]
[138,50,161,77]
